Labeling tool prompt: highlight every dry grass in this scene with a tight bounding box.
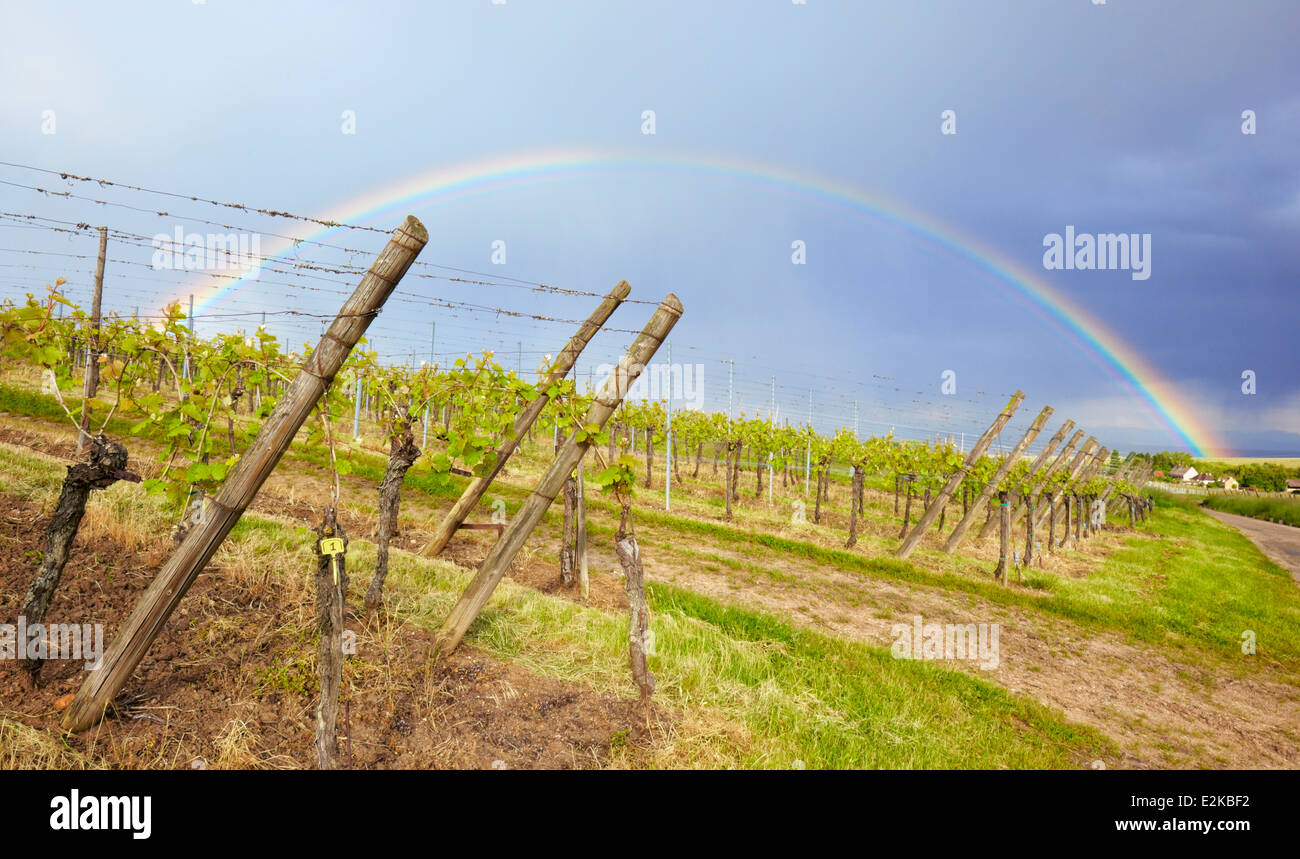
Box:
[0,713,99,769]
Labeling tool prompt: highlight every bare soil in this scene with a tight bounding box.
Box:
[0,492,657,769]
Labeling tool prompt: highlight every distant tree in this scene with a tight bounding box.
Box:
[1240,462,1289,492]
[1151,450,1192,473]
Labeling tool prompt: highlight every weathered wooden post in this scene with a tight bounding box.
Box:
[62,216,428,732]
[576,462,589,600]
[423,281,631,557]
[895,391,1024,559]
[982,429,1084,541]
[1099,456,1138,505]
[431,294,683,657]
[1030,438,1101,534]
[313,508,347,769]
[993,490,1012,584]
[942,408,1059,554]
[1073,447,1109,535]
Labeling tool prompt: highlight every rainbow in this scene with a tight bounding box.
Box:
[172,147,1227,457]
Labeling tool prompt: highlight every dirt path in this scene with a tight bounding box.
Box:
[503,509,1300,769]
[1204,509,1300,583]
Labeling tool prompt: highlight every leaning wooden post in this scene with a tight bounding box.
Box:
[422,281,631,557]
[431,294,683,657]
[1031,437,1100,534]
[62,216,428,732]
[895,391,1024,559]
[1095,458,1130,508]
[1080,447,1110,531]
[1099,457,1138,505]
[943,408,1059,554]
[982,428,1084,541]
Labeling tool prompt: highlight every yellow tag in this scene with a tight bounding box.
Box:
[320,537,345,586]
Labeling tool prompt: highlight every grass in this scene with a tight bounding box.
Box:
[0,438,1115,769]
[1201,493,1300,528]
[588,490,1300,668]
[1200,457,1300,468]
[0,715,98,769]
[1023,493,1300,666]
[379,537,1114,768]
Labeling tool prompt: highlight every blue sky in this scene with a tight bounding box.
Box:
[1,0,1297,455]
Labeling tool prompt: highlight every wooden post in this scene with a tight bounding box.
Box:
[313,509,347,769]
[422,282,631,557]
[431,294,683,658]
[62,216,428,732]
[942,408,1058,554]
[1071,447,1109,534]
[76,226,108,456]
[1030,437,1100,534]
[576,462,589,600]
[895,391,1025,559]
[981,428,1084,541]
[616,511,654,727]
[560,472,577,585]
[993,491,1011,583]
[1099,457,1138,505]
[1078,448,1111,534]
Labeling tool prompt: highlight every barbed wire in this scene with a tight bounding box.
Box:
[0,168,658,304]
[0,164,1066,445]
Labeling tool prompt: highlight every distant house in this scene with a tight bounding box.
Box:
[1192,472,1215,485]
[1169,465,1198,483]
[1153,470,1165,479]
[1287,479,1300,495]
[1220,476,1239,491]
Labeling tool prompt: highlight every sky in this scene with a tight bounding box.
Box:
[1,0,1297,457]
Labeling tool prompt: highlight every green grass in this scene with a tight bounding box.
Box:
[1200,457,1300,469]
[386,542,1114,769]
[1021,493,1300,665]
[595,492,1300,667]
[0,382,67,422]
[638,582,1113,768]
[1201,493,1300,528]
